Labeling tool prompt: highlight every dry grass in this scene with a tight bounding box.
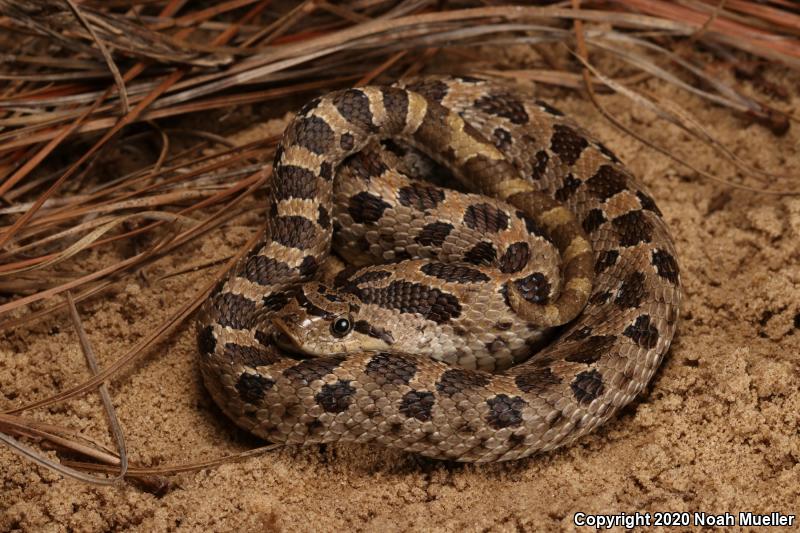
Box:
[0,0,797,486]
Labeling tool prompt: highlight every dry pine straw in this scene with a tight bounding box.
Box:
[1,58,799,531]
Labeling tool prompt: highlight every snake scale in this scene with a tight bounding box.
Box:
[197,77,681,462]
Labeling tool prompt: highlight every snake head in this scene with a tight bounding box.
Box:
[271,281,394,356]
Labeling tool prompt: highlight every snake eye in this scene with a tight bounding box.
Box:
[331,316,352,337]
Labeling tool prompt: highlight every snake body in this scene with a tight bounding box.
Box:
[197,77,681,462]
[271,146,574,372]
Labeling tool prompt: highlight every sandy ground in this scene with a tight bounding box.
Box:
[1,49,799,532]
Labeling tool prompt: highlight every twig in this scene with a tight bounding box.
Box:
[66,290,128,483]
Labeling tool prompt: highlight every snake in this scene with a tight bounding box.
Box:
[196,76,681,462]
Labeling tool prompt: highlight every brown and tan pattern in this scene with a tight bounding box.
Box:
[265,147,573,371]
[196,77,681,462]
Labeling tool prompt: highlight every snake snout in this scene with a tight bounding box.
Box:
[271,315,303,351]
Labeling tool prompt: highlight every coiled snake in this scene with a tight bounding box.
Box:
[197,77,681,462]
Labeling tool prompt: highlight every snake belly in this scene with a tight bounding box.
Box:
[196,77,681,462]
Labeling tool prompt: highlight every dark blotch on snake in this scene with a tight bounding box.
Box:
[624,315,660,349]
[317,205,330,229]
[406,79,449,103]
[485,394,527,429]
[197,325,216,356]
[340,132,354,151]
[347,191,391,225]
[515,367,562,394]
[513,272,551,304]
[380,88,409,128]
[612,210,654,246]
[272,216,317,250]
[420,262,490,283]
[462,241,497,265]
[365,353,417,385]
[565,335,616,365]
[436,368,491,396]
[571,369,604,405]
[299,256,319,277]
[333,89,376,131]
[555,173,582,202]
[615,271,647,309]
[550,124,589,166]
[397,182,445,210]
[263,291,289,312]
[283,355,346,385]
[415,222,454,247]
[235,372,275,404]
[463,203,510,233]
[213,292,256,330]
[243,255,292,286]
[254,330,272,347]
[399,390,436,421]
[582,208,607,234]
[529,150,549,180]
[594,250,620,274]
[498,242,531,274]
[493,127,512,151]
[315,380,356,413]
[355,281,461,324]
[474,92,529,124]
[586,165,628,202]
[291,115,334,155]
[225,343,279,366]
[273,165,317,200]
[651,249,680,284]
[319,161,333,181]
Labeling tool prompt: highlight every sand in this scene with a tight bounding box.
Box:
[1,51,799,532]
